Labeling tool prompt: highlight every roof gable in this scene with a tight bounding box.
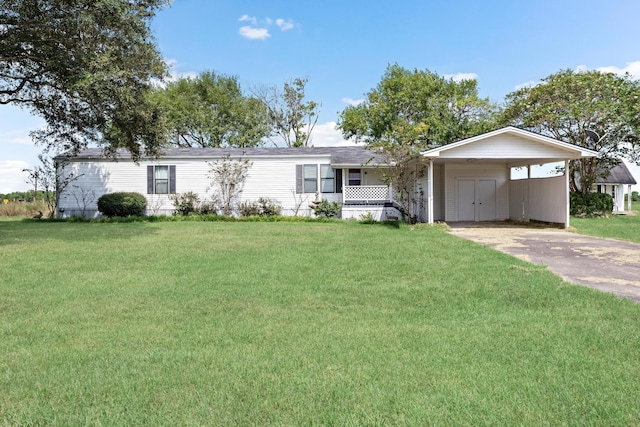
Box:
[596,163,637,185]
[421,127,598,161]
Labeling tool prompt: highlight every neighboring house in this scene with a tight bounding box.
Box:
[56,126,597,227]
[595,163,637,212]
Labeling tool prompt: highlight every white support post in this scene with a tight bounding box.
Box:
[428,159,434,225]
[564,160,570,228]
[628,184,633,212]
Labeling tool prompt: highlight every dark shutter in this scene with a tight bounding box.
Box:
[295,164,303,193]
[147,166,154,194]
[169,165,176,193]
[335,169,343,193]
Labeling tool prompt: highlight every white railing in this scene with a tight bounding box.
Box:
[343,185,393,204]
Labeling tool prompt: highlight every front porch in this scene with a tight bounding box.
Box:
[340,184,402,220]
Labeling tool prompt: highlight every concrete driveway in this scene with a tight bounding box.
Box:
[449,223,640,303]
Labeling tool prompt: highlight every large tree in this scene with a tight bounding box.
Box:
[338,64,499,220]
[502,69,640,194]
[152,71,270,148]
[0,0,168,159]
[253,77,320,147]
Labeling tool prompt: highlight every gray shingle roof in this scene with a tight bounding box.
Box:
[58,146,388,166]
[596,163,637,185]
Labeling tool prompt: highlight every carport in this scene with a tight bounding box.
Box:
[420,127,598,228]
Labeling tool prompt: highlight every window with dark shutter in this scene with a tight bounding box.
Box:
[296,165,303,193]
[147,166,154,194]
[169,165,176,193]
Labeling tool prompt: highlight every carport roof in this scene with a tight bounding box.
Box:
[420,127,598,166]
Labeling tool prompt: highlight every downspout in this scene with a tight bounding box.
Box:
[428,159,434,225]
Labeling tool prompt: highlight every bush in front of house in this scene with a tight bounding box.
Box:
[97,192,147,217]
[570,192,614,216]
[313,199,342,218]
[170,192,200,216]
[239,197,283,217]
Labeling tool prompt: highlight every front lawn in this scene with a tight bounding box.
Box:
[1,220,639,425]
[571,201,640,243]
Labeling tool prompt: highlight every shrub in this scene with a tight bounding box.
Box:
[633,191,639,202]
[97,192,147,217]
[239,197,283,217]
[170,192,200,216]
[313,199,342,218]
[570,192,613,216]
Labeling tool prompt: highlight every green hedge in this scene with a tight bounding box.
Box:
[570,192,613,216]
[97,192,147,217]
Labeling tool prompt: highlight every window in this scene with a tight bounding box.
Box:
[147,165,176,194]
[296,164,317,193]
[304,164,317,192]
[348,168,361,186]
[320,165,334,193]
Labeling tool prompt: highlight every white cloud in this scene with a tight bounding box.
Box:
[0,129,33,145]
[276,18,294,31]
[444,73,478,82]
[342,97,364,106]
[238,15,295,40]
[576,61,640,79]
[309,121,357,147]
[0,160,31,193]
[514,80,538,90]
[238,15,257,25]
[239,26,270,40]
[167,59,198,80]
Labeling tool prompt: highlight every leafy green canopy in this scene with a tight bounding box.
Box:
[338,64,498,151]
[0,0,169,159]
[502,69,640,193]
[151,71,270,148]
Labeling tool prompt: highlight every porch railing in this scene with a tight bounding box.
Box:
[343,185,393,204]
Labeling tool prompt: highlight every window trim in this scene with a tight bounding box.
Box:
[147,165,176,194]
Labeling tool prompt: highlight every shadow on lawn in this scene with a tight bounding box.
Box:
[0,219,160,246]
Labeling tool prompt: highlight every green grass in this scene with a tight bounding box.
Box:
[571,201,640,243]
[1,220,640,425]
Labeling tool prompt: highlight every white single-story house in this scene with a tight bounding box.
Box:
[56,126,597,227]
[594,163,637,212]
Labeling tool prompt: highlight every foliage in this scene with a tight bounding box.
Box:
[170,192,200,216]
[0,190,47,201]
[359,212,377,224]
[207,155,252,216]
[570,192,614,216]
[313,199,342,218]
[22,154,80,217]
[238,197,283,217]
[0,200,48,217]
[338,64,498,221]
[2,221,640,425]
[338,64,499,149]
[502,69,640,194]
[254,77,320,147]
[0,0,168,158]
[151,71,270,148]
[97,192,147,217]
[632,191,639,202]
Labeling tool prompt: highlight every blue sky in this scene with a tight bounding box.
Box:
[2,0,640,193]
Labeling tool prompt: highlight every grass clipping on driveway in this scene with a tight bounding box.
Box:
[1,220,640,425]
